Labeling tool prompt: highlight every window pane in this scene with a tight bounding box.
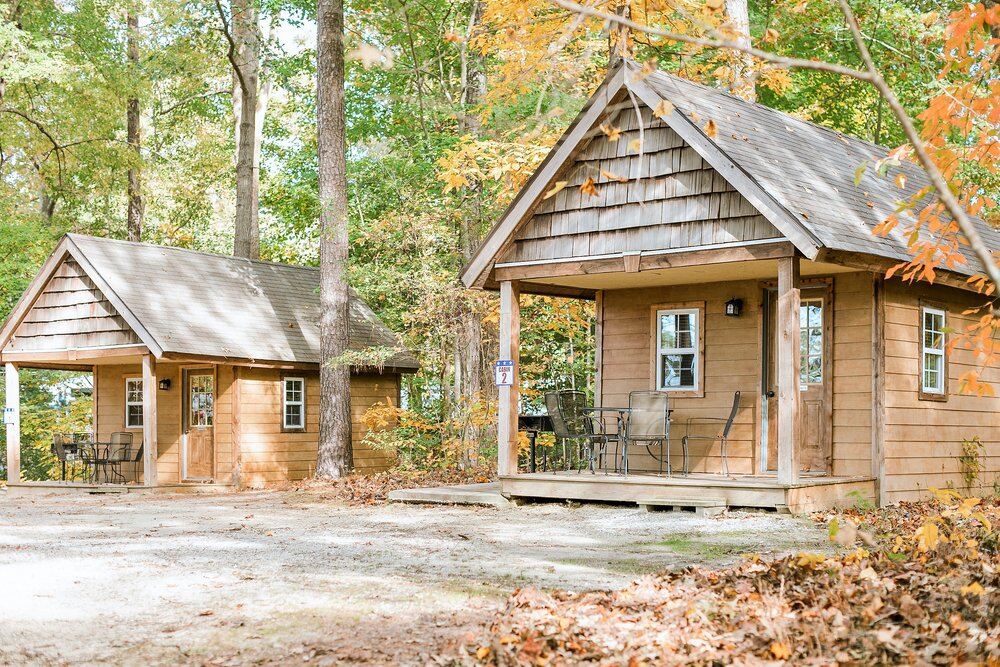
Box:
[660,315,677,349]
[286,404,302,427]
[661,353,695,389]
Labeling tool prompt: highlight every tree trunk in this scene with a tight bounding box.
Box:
[456,0,487,464]
[230,0,261,260]
[725,0,756,101]
[126,7,143,242]
[315,0,353,479]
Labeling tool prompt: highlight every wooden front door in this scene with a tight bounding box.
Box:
[184,369,215,480]
[763,285,832,474]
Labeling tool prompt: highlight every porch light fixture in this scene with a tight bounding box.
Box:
[724,298,743,317]
[158,379,172,391]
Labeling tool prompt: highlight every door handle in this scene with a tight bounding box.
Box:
[766,390,775,398]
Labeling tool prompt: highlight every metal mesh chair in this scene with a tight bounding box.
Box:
[544,390,616,473]
[623,391,671,476]
[681,391,741,476]
[107,432,133,483]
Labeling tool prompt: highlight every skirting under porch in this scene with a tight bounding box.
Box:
[501,472,876,514]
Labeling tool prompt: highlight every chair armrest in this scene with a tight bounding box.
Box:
[685,416,728,428]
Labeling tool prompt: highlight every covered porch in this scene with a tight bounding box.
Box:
[492,249,879,512]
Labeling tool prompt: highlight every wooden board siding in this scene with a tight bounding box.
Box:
[882,280,1000,502]
[96,362,181,484]
[831,272,874,478]
[499,105,783,265]
[6,258,141,353]
[598,271,874,477]
[237,368,399,486]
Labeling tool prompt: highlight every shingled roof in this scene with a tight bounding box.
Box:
[462,60,998,288]
[2,234,419,371]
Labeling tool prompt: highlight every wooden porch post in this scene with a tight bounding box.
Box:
[498,280,520,476]
[142,354,158,487]
[776,256,801,485]
[5,363,20,484]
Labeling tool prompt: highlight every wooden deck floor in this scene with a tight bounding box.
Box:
[501,471,875,513]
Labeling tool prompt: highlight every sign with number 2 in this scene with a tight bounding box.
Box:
[495,360,514,387]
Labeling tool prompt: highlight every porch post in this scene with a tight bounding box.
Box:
[142,354,158,487]
[776,256,801,485]
[498,280,520,476]
[5,363,20,484]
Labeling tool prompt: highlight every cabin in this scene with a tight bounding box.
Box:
[1,234,418,490]
[463,60,1000,512]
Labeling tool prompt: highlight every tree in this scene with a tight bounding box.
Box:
[216,0,263,260]
[126,5,143,242]
[315,0,352,478]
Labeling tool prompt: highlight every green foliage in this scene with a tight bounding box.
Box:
[959,436,986,490]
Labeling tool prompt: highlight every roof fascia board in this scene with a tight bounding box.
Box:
[460,63,629,289]
[64,235,166,357]
[0,238,73,353]
[625,69,823,260]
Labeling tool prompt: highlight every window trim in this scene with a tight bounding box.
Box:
[282,375,307,431]
[918,302,948,402]
[650,301,705,398]
[124,376,143,429]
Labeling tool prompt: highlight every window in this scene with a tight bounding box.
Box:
[125,378,143,428]
[655,308,700,392]
[189,374,214,427]
[283,377,305,429]
[800,299,824,385]
[921,306,946,398]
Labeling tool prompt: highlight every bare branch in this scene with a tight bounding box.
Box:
[214,0,251,95]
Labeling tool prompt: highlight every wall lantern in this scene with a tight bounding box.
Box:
[158,379,172,391]
[724,298,743,317]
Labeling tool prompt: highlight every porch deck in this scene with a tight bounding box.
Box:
[501,471,875,514]
[4,480,236,496]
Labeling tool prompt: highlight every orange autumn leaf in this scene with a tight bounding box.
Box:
[599,123,621,141]
[770,642,792,659]
[600,168,628,183]
[704,119,718,138]
[580,177,598,197]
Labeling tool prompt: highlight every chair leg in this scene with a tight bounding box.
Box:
[681,437,689,476]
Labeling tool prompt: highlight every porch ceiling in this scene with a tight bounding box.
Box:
[521,258,857,291]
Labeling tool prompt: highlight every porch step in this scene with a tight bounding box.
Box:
[639,498,727,517]
[87,486,128,494]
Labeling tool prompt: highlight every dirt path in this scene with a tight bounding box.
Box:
[0,490,829,665]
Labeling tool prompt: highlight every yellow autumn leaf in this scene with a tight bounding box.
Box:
[704,119,718,138]
[600,168,628,183]
[706,0,724,10]
[960,582,984,596]
[764,28,780,43]
[544,181,568,199]
[770,641,791,659]
[915,522,940,551]
[599,123,622,141]
[653,99,675,119]
[628,138,642,152]
[895,172,907,189]
[475,646,491,659]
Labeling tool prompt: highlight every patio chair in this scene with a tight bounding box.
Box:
[544,390,617,473]
[623,391,671,476]
[681,391,741,476]
[51,434,75,481]
[107,432,133,483]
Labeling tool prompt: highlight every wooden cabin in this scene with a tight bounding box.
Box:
[463,61,1000,512]
[1,234,418,489]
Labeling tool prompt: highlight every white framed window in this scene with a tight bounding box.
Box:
[283,377,305,430]
[800,299,824,385]
[125,377,143,428]
[655,308,700,392]
[920,306,946,397]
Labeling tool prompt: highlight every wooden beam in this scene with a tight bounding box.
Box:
[0,345,150,364]
[493,241,795,283]
[5,363,20,484]
[871,274,886,506]
[141,354,158,487]
[498,281,521,476]
[776,256,801,485]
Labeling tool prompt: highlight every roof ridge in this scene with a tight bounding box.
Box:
[641,66,894,158]
[66,233,321,273]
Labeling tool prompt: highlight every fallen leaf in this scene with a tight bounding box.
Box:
[600,169,628,183]
[704,119,718,138]
[653,100,675,119]
[770,641,791,659]
[580,177,599,197]
[599,123,621,141]
[544,181,568,199]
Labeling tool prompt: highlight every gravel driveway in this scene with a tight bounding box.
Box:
[0,489,829,665]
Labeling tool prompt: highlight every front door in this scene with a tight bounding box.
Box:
[763,285,832,474]
[184,369,215,480]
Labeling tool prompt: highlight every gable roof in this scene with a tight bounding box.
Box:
[0,234,419,371]
[462,60,999,288]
